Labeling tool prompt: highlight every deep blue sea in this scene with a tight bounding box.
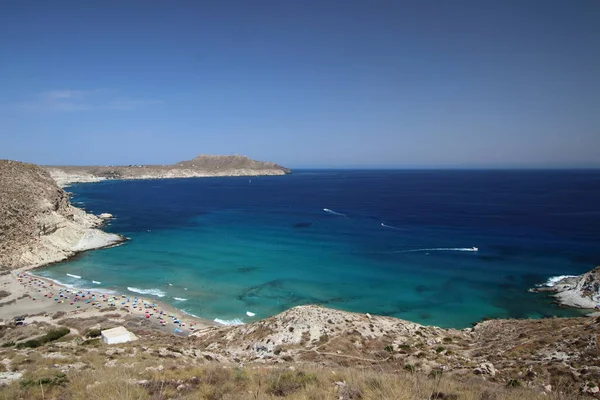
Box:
[36,170,600,328]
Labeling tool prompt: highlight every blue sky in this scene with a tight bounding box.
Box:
[1,1,599,168]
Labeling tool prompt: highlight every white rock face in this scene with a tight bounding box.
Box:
[71,228,122,251]
[98,213,113,219]
[45,169,106,187]
[18,206,124,268]
[549,267,600,309]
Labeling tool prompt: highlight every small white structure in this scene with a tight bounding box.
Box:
[101,326,138,345]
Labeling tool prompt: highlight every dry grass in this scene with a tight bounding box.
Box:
[0,359,586,400]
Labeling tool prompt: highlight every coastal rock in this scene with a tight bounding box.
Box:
[44,154,291,187]
[536,267,600,309]
[99,213,113,219]
[0,160,125,270]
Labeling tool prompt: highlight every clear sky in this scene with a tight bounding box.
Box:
[1,1,599,168]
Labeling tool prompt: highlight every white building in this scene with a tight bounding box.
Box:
[101,326,138,344]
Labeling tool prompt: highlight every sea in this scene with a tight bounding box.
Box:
[35,170,600,328]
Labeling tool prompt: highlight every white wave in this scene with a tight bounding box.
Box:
[66,273,81,279]
[395,247,479,253]
[181,310,201,318]
[92,280,101,284]
[173,297,188,301]
[541,275,577,287]
[323,208,347,217]
[246,311,256,317]
[214,318,244,326]
[29,274,116,294]
[127,287,166,297]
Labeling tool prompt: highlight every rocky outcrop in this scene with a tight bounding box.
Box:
[190,304,600,391]
[192,305,466,371]
[44,154,291,187]
[533,267,600,309]
[0,160,123,270]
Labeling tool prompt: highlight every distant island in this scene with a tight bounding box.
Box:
[44,154,291,187]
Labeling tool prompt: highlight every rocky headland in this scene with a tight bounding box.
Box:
[532,267,600,309]
[0,160,123,270]
[44,154,291,187]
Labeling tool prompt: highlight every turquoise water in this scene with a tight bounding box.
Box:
[36,171,599,328]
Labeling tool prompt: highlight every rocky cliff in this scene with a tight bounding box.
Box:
[536,267,600,309]
[44,154,291,187]
[0,160,123,270]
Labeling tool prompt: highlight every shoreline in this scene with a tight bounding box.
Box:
[1,223,218,335]
[0,267,217,335]
[49,168,290,188]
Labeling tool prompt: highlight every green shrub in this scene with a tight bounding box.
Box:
[44,327,70,342]
[404,364,415,373]
[267,371,317,396]
[435,346,445,353]
[16,327,70,349]
[16,339,42,349]
[86,328,102,338]
[1,341,14,348]
[506,379,522,388]
[21,373,68,388]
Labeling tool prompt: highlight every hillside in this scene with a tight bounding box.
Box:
[0,160,122,270]
[1,304,599,398]
[44,154,291,187]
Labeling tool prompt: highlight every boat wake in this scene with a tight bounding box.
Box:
[394,247,479,253]
[381,223,405,230]
[92,280,101,284]
[66,273,81,279]
[173,297,188,301]
[214,318,244,326]
[323,208,347,217]
[127,287,166,297]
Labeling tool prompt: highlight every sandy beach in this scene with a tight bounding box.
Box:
[0,267,216,334]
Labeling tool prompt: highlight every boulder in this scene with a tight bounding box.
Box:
[473,362,496,377]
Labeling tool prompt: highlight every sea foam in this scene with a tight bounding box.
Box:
[541,275,577,287]
[30,274,117,294]
[173,297,188,301]
[127,287,166,297]
[66,273,81,279]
